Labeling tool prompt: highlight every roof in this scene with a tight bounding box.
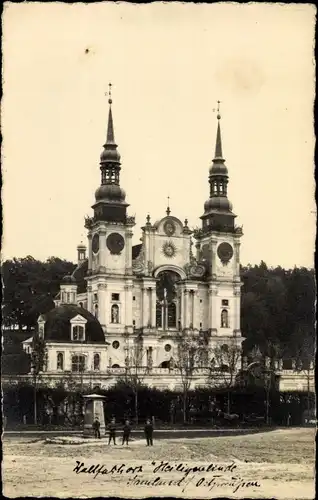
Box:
[42,304,105,343]
[2,330,32,374]
[132,244,142,260]
[72,259,88,294]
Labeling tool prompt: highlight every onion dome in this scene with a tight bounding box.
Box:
[204,196,233,212]
[95,183,126,203]
[42,304,105,343]
[61,274,77,284]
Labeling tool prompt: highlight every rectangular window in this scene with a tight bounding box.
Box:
[73,325,85,341]
[93,293,98,302]
[222,299,229,306]
[133,296,136,301]
[71,355,85,372]
[112,293,120,301]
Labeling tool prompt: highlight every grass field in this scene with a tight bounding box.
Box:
[3,428,315,499]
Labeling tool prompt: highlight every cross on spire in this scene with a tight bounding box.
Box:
[105,82,113,105]
[166,195,171,215]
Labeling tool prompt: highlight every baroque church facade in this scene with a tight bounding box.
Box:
[24,93,244,390]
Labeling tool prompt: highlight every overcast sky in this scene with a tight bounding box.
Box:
[2,2,316,269]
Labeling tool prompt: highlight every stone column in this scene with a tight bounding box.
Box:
[184,290,189,328]
[150,288,156,327]
[193,290,200,330]
[125,230,133,274]
[99,229,107,269]
[87,285,93,314]
[211,238,218,277]
[234,286,241,332]
[142,287,148,327]
[83,394,106,437]
[87,234,92,272]
[125,284,133,328]
[98,283,107,327]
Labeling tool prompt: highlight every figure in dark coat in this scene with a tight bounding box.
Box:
[108,418,117,445]
[92,416,101,439]
[144,419,153,446]
[122,420,131,446]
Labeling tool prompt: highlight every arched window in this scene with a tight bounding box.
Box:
[57,352,64,370]
[38,325,44,339]
[93,353,100,371]
[167,302,177,328]
[71,354,85,372]
[111,304,119,323]
[73,325,85,341]
[94,304,99,318]
[213,181,218,194]
[221,343,229,353]
[221,309,229,328]
[156,301,162,327]
[79,302,83,308]
[112,364,120,368]
[220,364,229,372]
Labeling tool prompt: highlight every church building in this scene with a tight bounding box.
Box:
[24,91,244,390]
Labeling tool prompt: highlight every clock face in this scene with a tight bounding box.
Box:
[217,242,234,264]
[106,232,125,254]
[92,234,99,254]
[163,220,176,237]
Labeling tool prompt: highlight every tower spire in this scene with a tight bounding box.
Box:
[200,101,235,233]
[93,84,129,223]
[106,83,115,144]
[214,101,224,160]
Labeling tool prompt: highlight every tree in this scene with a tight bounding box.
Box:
[207,340,241,413]
[174,333,205,423]
[29,333,47,424]
[291,327,315,418]
[119,333,149,425]
[2,256,76,330]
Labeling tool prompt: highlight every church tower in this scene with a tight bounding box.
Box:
[194,106,243,339]
[84,85,135,333]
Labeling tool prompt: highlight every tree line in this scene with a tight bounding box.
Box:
[2,257,315,358]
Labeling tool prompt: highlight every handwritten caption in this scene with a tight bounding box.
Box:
[73,460,261,493]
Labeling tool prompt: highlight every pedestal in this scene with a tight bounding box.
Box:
[83,393,106,437]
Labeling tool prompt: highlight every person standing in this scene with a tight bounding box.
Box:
[122,420,131,446]
[144,419,153,446]
[93,416,101,439]
[108,418,117,445]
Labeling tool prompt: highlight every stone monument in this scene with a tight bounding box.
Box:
[83,393,106,437]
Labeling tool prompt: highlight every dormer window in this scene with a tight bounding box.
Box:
[70,314,87,341]
[73,325,85,341]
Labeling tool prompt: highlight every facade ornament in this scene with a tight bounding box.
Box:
[98,283,107,290]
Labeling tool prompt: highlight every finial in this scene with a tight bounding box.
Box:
[184,218,188,227]
[166,195,171,215]
[146,214,151,224]
[217,100,221,120]
[108,82,112,105]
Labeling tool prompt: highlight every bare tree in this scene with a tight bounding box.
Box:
[30,333,47,424]
[293,333,315,420]
[174,333,205,423]
[207,340,241,413]
[119,333,149,425]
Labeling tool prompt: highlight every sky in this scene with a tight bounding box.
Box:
[2,2,316,269]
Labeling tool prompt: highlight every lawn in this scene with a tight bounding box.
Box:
[3,428,315,499]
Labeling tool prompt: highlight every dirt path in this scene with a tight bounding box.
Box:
[3,428,315,499]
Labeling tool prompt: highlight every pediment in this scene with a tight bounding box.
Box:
[70,314,87,324]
